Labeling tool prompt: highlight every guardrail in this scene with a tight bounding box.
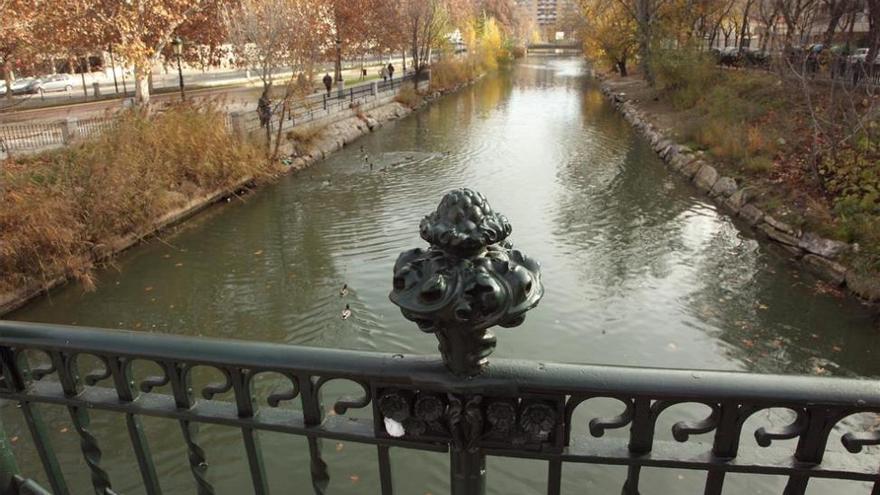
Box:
[0,188,878,495]
[0,72,427,157]
[228,73,425,138]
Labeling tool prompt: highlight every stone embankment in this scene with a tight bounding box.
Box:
[599,82,880,302]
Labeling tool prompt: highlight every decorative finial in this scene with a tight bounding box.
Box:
[390,188,543,377]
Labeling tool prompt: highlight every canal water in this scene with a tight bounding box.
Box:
[5,57,879,494]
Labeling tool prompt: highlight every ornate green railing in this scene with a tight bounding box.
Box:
[1,189,878,495]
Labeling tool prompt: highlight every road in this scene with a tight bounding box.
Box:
[0,58,406,124]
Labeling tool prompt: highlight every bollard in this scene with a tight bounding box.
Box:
[92,82,101,97]
[371,81,378,96]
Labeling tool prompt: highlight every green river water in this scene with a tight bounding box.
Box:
[5,56,879,494]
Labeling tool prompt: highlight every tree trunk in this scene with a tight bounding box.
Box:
[738,0,754,49]
[334,42,343,82]
[822,0,846,47]
[636,0,654,85]
[2,62,12,101]
[866,0,880,68]
[135,64,151,105]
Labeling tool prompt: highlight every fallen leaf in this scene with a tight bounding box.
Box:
[336,443,344,452]
[60,428,68,433]
[163,254,171,259]
[741,339,755,348]
[253,250,263,256]
[349,475,360,483]
[175,262,184,267]
[758,304,768,310]
[10,436,18,443]
[832,345,842,352]
[144,286,153,292]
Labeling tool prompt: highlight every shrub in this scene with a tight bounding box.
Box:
[430,58,478,92]
[394,84,424,109]
[0,102,270,292]
[745,155,775,174]
[654,47,719,109]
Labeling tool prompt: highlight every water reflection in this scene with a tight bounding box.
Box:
[5,56,879,494]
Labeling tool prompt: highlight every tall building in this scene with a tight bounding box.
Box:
[514,0,578,40]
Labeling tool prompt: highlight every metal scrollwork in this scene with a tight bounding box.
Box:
[390,188,544,377]
[377,389,559,451]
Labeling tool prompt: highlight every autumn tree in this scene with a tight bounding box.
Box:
[326,0,381,82]
[580,0,638,75]
[401,0,451,77]
[0,0,39,100]
[225,0,326,152]
[93,0,219,104]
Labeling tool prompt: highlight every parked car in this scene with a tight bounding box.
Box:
[740,47,770,68]
[713,46,741,67]
[849,48,870,63]
[36,73,76,93]
[10,77,40,95]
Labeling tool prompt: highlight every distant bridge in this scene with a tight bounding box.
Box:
[526,42,582,51]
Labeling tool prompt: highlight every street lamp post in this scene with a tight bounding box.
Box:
[108,44,119,94]
[172,36,185,100]
[334,38,342,82]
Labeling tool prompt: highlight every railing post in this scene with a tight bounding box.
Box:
[60,118,78,145]
[371,81,378,96]
[450,450,485,495]
[389,188,544,495]
[229,111,245,139]
[0,414,19,495]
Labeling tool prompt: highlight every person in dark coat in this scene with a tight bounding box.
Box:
[387,63,395,80]
[322,73,333,96]
[257,87,272,128]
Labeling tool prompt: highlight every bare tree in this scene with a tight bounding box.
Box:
[224,0,327,155]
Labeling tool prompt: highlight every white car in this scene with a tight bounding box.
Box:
[849,48,871,63]
[36,74,76,93]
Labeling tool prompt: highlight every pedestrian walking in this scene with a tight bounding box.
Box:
[387,63,395,80]
[322,73,333,97]
[380,66,388,82]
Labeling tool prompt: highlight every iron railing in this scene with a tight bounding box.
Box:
[1,71,428,156]
[0,189,877,495]
[0,321,879,495]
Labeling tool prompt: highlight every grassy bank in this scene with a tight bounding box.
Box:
[0,103,272,293]
[610,51,880,279]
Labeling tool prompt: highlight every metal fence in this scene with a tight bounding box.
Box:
[230,72,425,137]
[0,322,878,495]
[0,188,878,495]
[0,73,426,157]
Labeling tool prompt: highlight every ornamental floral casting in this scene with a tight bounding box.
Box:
[377,389,560,452]
[389,189,544,377]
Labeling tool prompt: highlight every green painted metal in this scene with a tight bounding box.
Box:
[0,320,878,495]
